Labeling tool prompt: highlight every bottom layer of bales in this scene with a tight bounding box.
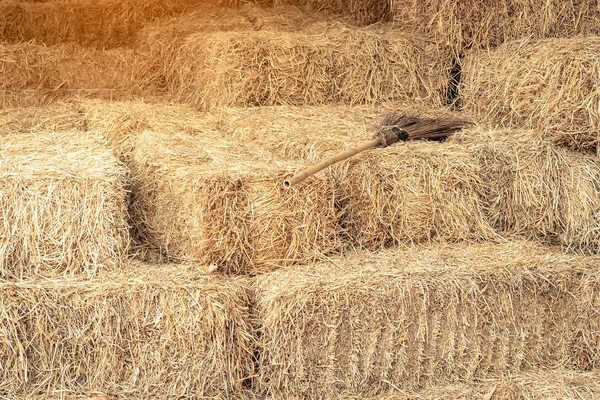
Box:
[256,241,600,398]
[0,263,255,398]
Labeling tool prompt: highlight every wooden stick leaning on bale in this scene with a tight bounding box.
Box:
[283,114,470,188]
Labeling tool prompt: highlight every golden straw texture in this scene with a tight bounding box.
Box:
[160,24,452,109]
[130,131,340,273]
[257,241,600,398]
[460,38,600,153]
[0,263,255,398]
[453,128,600,253]
[0,132,130,279]
[390,0,600,50]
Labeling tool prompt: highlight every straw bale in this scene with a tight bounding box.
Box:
[390,0,600,51]
[0,263,255,397]
[256,241,600,398]
[130,131,340,274]
[334,141,494,250]
[460,38,600,153]
[0,132,129,279]
[0,42,152,108]
[0,101,86,136]
[257,0,392,25]
[162,24,453,109]
[0,0,205,48]
[452,128,600,253]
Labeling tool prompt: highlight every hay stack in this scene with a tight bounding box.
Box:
[256,241,600,398]
[452,128,600,253]
[460,38,600,153]
[373,370,600,399]
[335,141,494,249]
[390,0,600,51]
[0,0,203,48]
[256,0,391,25]
[0,132,130,279]
[0,42,152,108]
[0,101,86,136]
[130,131,340,273]
[0,263,254,397]
[162,24,453,109]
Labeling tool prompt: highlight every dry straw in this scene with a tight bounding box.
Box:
[452,128,600,254]
[335,141,495,249]
[160,24,453,109]
[390,0,600,50]
[0,101,87,136]
[460,38,600,153]
[0,42,152,108]
[0,132,130,279]
[0,263,255,398]
[130,131,340,274]
[374,370,600,399]
[0,0,204,48]
[256,241,600,398]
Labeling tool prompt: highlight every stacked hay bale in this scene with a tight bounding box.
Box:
[452,128,600,254]
[156,24,453,109]
[0,102,87,136]
[0,264,255,397]
[0,42,153,108]
[0,132,130,279]
[390,0,600,51]
[256,241,600,398]
[460,38,600,153]
[130,131,340,273]
[0,0,206,48]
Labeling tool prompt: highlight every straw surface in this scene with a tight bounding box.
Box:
[336,141,495,249]
[390,0,600,51]
[452,128,600,254]
[0,101,86,136]
[460,38,600,153]
[160,24,452,109]
[257,241,600,398]
[0,263,255,398]
[0,42,152,108]
[130,131,340,274]
[0,132,130,279]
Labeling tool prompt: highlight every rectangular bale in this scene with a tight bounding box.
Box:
[336,141,494,249]
[162,25,453,109]
[390,0,600,51]
[130,131,340,274]
[256,242,600,398]
[0,132,130,278]
[460,38,600,153]
[0,263,255,398]
[452,128,600,253]
[0,42,151,108]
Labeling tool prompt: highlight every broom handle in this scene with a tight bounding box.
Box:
[283,138,381,188]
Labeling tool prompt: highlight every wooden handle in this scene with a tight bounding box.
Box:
[283,138,381,188]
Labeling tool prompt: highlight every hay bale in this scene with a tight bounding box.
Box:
[0,132,130,279]
[460,38,600,153]
[335,141,494,249]
[0,101,86,136]
[0,0,203,48]
[130,131,340,273]
[390,0,600,51]
[256,241,600,398]
[452,128,600,253]
[0,42,152,108]
[160,24,453,109]
[0,263,255,397]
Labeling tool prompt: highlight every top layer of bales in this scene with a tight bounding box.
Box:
[460,37,600,153]
[390,0,600,51]
[158,23,454,109]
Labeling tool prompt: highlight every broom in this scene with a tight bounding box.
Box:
[283,113,469,188]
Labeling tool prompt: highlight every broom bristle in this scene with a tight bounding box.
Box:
[381,113,470,141]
